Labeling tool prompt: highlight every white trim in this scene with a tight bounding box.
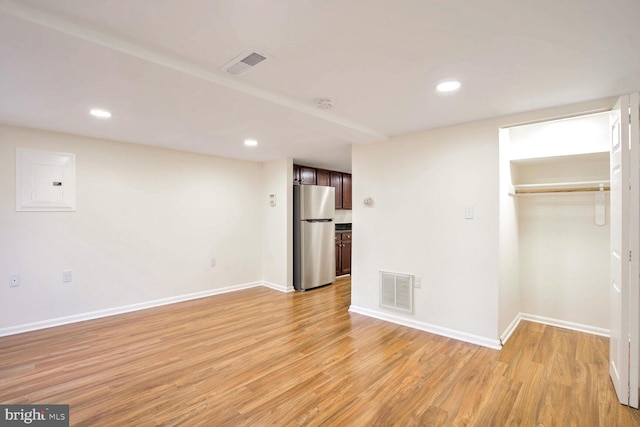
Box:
[0,281,264,337]
[348,305,501,350]
[519,312,609,337]
[261,281,294,293]
[500,313,522,345]
[500,313,610,345]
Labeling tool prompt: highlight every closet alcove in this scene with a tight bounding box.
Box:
[499,111,611,336]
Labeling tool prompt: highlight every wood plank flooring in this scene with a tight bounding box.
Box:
[1,276,639,426]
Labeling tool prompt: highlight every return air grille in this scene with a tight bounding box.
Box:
[380,271,413,313]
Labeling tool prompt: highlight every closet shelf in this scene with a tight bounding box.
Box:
[510,180,610,195]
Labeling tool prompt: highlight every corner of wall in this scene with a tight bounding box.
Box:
[260,158,292,288]
[349,305,502,350]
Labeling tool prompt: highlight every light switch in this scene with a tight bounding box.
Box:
[9,275,19,287]
[464,206,474,219]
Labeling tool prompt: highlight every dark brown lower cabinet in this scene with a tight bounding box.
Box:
[335,232,352,276]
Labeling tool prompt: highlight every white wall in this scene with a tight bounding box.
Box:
[351,120,501,346]
[1,98,618,342]
[507,112,610,330]
[509,112,610,160]
[261,158,293,291]
[518,193,610,328]
[498,128,520,338]
[0,124,265,332]
[352,97,617,347]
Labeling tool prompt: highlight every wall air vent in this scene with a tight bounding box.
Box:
[380,271,414,313]
[222,50,270,75]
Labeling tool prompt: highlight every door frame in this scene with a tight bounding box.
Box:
[609,93,640,408]
[629,92,639,407]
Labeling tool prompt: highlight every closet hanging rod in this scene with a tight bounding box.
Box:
[511,180,610,195]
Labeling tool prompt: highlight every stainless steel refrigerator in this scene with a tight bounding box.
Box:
[293,185,336,291]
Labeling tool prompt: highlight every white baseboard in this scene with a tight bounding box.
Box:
[500,313,522,345]
[261,281,294,293]
[348,305,502,350]
[500,312,610,345]
[0,281,265,337]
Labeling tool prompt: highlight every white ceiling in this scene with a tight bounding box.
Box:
[1,0,639,172]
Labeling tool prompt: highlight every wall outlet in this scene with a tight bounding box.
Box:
[62,270,72,283]
[414,277,422,289]
[9,275,19,287]
[211,258,216,267]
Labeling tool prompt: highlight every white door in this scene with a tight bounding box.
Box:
[610,93,640,408]
[631,92,640,408]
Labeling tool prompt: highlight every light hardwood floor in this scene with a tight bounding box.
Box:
[1,276,639,426]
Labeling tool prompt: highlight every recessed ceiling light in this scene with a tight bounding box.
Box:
[436,80,461,93]
[244,138,258,147]
[90,108,112,119]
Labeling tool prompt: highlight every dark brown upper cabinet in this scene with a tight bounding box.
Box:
[341,173,352,209]
[331,171,343,209]
[294,164,352,210]
[293,164,300,184]
[299,166,317,185]
[316,169,331,186]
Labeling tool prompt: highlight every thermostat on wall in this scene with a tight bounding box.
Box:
[16,148,77,211]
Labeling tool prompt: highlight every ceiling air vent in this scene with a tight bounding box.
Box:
[222,50,270,75]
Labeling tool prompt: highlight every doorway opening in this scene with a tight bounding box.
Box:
[499,111,611,341]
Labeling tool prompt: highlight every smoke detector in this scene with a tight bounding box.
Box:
[316,98,334,109]
[222,50,271,75]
